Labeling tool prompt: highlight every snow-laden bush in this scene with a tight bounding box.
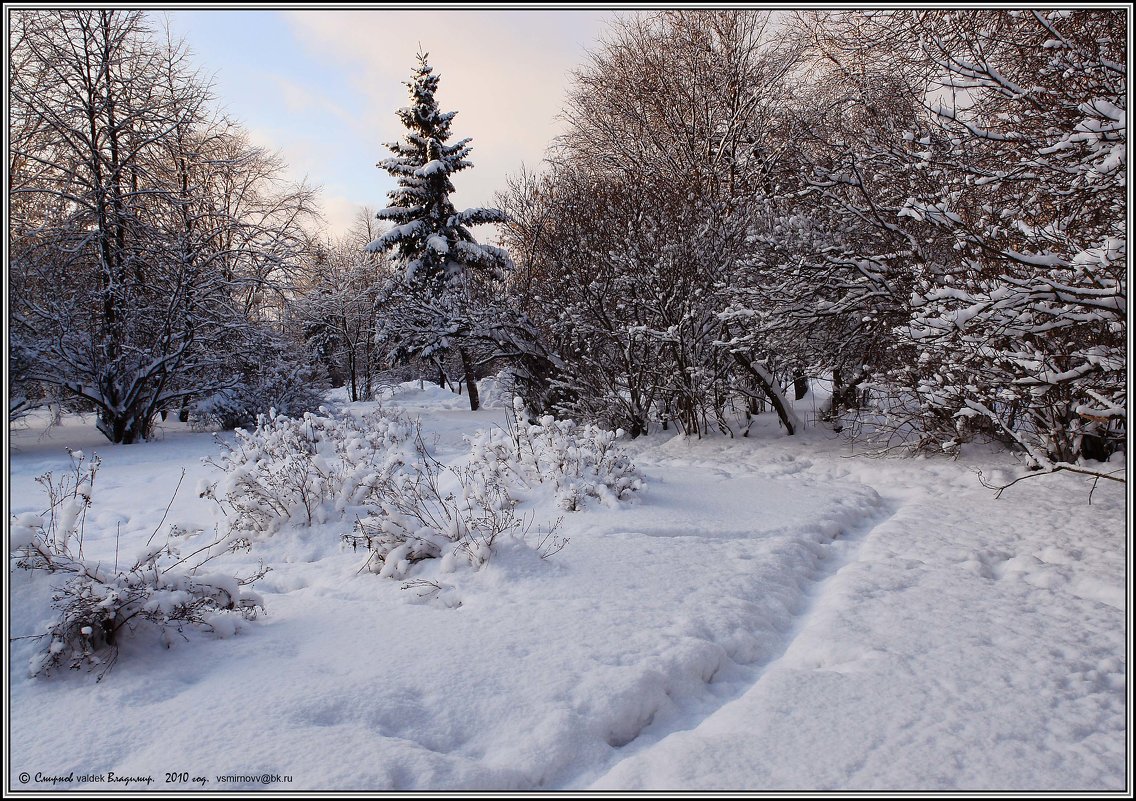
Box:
[11,452,265,680]
[188,356,327,432]
[204,405,565,579]
[17,540,266,680]
[11,447,101,559]
[344,436,563,579]
[202,406,417,535]
[467,398,643,511]
[185,325,329,432]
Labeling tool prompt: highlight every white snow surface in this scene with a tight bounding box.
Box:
[6,382,1127,791]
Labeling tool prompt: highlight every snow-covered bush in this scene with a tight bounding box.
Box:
[12,448,101,559]
[343,427,568,579]
[206,404,569,581]
[467,398,643,511]
[17,541,266,680]
[343,439,542,578]
[189,352,328,432]
[11,453,265,680]
[202,406,417,535]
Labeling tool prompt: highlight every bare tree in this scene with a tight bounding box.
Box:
[10,10,321,442]
[784,10,1126,475]
[504,11,809,437]
[294,232,391,402]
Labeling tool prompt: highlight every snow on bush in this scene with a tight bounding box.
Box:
[205,405,567,580]
[467,398,644,511]
[12,447,100,558]
[10,451,265,680]
[344,442,543,579]
[187,333,329,432]
[202,406,417,535]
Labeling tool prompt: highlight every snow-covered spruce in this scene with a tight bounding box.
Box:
[366,52,511,292]
[467,398,644,511]
[11,454,264,680]
[366,51,515,412]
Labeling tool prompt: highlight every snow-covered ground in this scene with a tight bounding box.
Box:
[7,384,1127,791]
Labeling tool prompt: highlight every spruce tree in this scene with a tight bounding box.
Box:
[368,52,513,410]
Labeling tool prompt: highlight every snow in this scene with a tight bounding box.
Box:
[6,388,1126,791]
[415,159,448,178]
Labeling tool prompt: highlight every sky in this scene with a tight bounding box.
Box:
[162,10,616,240]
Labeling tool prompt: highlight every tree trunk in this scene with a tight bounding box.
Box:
[794,369,809,400]
[461,345,479,409]
[459,347,480,411]
[97,406,150,444]
[348,350,358,402]
[730,352,798,435]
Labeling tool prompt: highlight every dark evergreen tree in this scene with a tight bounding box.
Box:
[367,52,513,411]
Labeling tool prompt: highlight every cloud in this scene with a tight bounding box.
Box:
[320,193,367,239]
[271,75,352,125]
[282,10,614,210]
[242,125,373,237]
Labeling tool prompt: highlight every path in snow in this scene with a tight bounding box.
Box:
[589,443,1127,790]
[8,399,890,791]
[7,391,1126,791]
[568,472,895,786]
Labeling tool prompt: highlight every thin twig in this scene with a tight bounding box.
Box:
[147,468,185,546]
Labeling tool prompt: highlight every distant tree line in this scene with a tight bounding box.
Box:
[10,9,1125,483]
